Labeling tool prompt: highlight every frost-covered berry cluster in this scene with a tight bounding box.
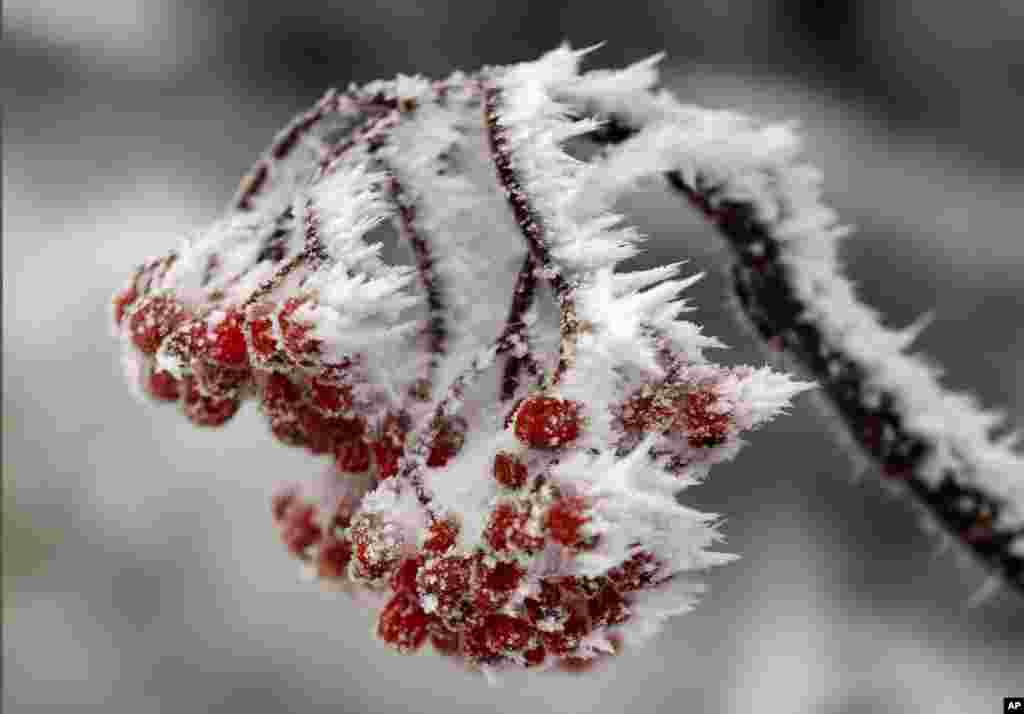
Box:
[111,43,1022,677]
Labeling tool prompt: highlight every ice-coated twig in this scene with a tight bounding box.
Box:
[556,55,1023,592]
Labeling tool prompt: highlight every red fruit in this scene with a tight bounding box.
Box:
[523,644,547,667]
[271,486,298,523]
[182,376,240,427]
[349,513,403,583]
[423,518,459,554]
[278,296,320,364]
[298,406,337,454]
[484,614,533,653]
[372,413,408,479]
[245,303,279,364]
[208,309,248,366]
[280,501,322,557]
[426,416,467,468]
[192,360,249,398]
[428,623,461,657]
[524,581,569,627]
[417,555,471,625]
[545,496,592,548]
[390,556,422,595]
[129,294,189,354]
[607,550,662,592]
[269,416,307,448]
[335,439,371,473]
[512,395,582,448]
[113,285,139,326]
[377,594,430,654]
[620,382,730,448]
[261,372,303,416]
[483,501,544,554]
[310,373,354,416]
[683,389,730,448]
[474,558,523,613]
[493,451,528,489]
[462,620,501,664]
[147,370,181,401]
[587,584,630,626]
[317,536,353,579]
[540,611,589,657]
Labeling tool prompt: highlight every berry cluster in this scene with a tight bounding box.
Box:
[111,47,813,678]
[269,391,705,671]
[114,272,434,474]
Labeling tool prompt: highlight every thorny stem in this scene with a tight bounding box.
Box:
[583,118,1022,592]
[482,79,581,385]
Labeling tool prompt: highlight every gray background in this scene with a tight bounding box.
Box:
[3,2,1022,713]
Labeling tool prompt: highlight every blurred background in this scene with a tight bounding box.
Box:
[3,2,1022,713]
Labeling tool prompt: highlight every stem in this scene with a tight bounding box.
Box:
[497,253,542,401]
[664,170,1022,593]
[383,165,448,405]
[482,80,580,384]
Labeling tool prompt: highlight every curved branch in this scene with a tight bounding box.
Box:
[585,116,1023,594]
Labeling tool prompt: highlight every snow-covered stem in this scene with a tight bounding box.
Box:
[563,78,1023,593]
[482,80,581,382]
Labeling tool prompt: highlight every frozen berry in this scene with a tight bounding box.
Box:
[147,370,181,401]
[129,294,189,355]
[182,376,240,427]
[493,451,528,489]
[512,395,582,449]
[377,594,430,654]
[545,496,592,548]
[335,439,371,473]
[317,536,353,579]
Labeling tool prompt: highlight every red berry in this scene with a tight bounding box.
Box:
[540,611,589,657]
[417,555,471,626]
[523,644,547,667]
[129,294,189,355]
[512,395,582,448]
[335,439,371,473]
[484,501,544,554]
[422,518,459,554]
[545,496,591,548]
[493,452,528,489]
[607,550,662,592]
[390,556,422,595]
[474,558,523,613]
[683,389,730,448]
[261,372,303,416]
[147,370,181,401]
[316,536,353,579]
[271,486,298,523]
[310,372,355,416]
[182,376,239,427]
[278,296,320,364]
[349,513,403,583]
[372,413,408,479]
[484,613,533,653]
[280,501,322,557]
[620,382,730,448]
[113,285,138,326]
[428,623,461,657]
[377,594,430,654]
[208,309,248,366]
[245,303,279,364]
[587,583,630,626]
[426,416,467,468]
